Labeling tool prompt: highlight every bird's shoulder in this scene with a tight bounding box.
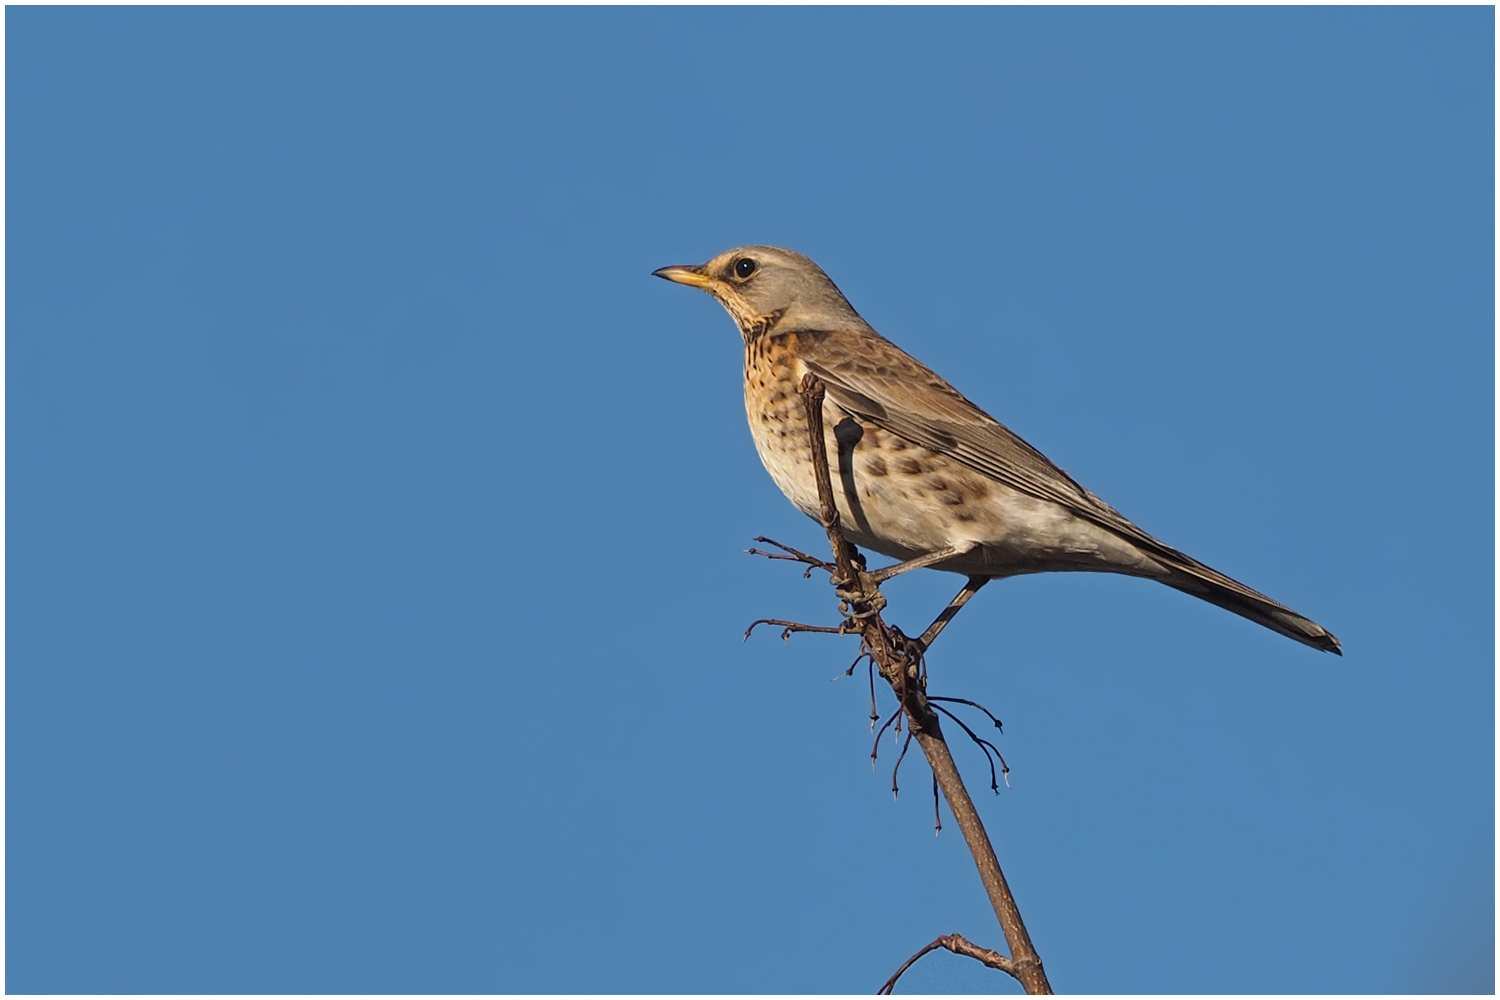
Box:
[788,326,1067,473]
[768,325,971,416]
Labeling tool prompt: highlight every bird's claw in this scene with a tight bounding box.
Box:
[834,570,887,618]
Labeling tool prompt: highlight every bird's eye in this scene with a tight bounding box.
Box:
[734,257,758,279]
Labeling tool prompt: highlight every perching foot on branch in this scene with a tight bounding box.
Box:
[836,579,887,619]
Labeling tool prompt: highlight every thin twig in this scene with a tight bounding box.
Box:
[891,727,914,799]
[932,774,941,836]
[746,549,823,578]
[871,705,902,769]
[877,937,946,995]
[743,618,847,642]
[797,377,865,599]
[839,651,865,678]
[908,728,1038,988]
[932,702,1009,793]
[878,933,1017,995]
[929,696,1004,732]
[750,536,837,574]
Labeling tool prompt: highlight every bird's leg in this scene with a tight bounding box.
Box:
[866,541,979,585]
[915,576,991,651]
[881,576,990,682]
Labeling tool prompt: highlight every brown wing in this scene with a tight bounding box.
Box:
[798,328,1339,651]
[798,327,1155,546]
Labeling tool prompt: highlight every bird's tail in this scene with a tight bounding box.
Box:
[1156,553,1341,654]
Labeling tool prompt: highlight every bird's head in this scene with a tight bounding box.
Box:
[653,245,866,339]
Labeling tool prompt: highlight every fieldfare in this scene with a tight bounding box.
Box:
[654,246,1340,653]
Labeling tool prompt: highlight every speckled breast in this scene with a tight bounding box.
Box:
[741,331,823,520]
[740,331,1005,566]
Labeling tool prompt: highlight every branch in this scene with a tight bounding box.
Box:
[877,933,1016,995]
[743,618,848,642]
[798,378,865,601]
[747,535,837,577]
[796,375,1052,996]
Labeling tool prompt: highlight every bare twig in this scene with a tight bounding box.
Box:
[871,705,902,768]
[877,937,947,995]
[748,536,837,576]
[929,696,1004,732]
[742,619,847,642]
[931,702,1010,793]
[837,650,866,680]
[746,550,823,578]
[891,727,914,799]
[798,378,866,600]
[908,701,1040,989]
[877,933,1017,995]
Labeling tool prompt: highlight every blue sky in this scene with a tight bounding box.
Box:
[8,7,1493,994]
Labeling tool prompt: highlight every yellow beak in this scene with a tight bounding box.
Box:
[652,264,715,290]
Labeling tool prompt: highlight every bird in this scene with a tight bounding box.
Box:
[653,246,1340,654]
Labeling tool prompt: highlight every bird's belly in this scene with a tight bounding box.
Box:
[745,391,1159,579]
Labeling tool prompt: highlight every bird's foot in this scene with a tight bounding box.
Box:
[834,567,887,619]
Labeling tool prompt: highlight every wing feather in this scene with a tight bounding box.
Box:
[798,331,1312,618]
